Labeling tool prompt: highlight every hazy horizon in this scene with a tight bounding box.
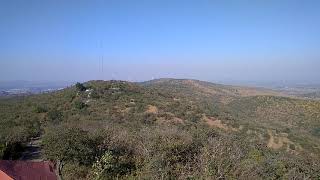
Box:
[1,0,320,84]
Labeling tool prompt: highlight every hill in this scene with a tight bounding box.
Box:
[0,79,320,179]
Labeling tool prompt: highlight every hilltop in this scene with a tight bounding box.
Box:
[0,79,320,179]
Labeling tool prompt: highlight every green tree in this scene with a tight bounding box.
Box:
[76,82,86,92]
[42,127,95,176]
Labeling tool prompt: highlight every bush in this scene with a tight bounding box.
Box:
[92,151,114,179]
[311,127,320,137]
[42,126,96,165]
[33,105,48,113]
[62,163,90,180]
[47,109,63,122]
[24,118,41,138]
[90,91,100,99]
[76,82,86,92]
[74,101,87,110]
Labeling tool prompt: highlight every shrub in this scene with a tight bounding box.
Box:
[62,163,90,180]
[42,126,95,165]
[92,151,114,180]
[91,91,100,99]
[74,101,87,110]
[24,118,41,138]
[47,109,63,122]
[76,82,86,92]
[33,105,48,113]
[311,127,320,137]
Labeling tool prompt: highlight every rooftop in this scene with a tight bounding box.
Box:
[0,160,57,180]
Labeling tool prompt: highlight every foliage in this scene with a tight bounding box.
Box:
[42,126,96,165]
[33,105,48,113]
[1,79,320,179]
[90,91,100,99]
[312,127,320,137]
[76,82,86,92]
[92,151,114,180]
[47,109,63,122]
[74,100,87,110]
[62,163,89,180]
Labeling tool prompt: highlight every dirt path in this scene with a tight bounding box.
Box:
[20,137,43,161]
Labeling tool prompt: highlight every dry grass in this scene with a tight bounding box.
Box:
[202,114,237,131]
[146,105,158,114]
[266,130,302,153]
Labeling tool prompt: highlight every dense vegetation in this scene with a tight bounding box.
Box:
[0,79,320,179]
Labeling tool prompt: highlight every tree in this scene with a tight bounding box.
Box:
[76,82,86,92]
[42,127,95,176]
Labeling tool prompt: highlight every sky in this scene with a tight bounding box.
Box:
[0,0,320,84]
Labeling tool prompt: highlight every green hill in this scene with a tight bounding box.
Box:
[1,79,320,179]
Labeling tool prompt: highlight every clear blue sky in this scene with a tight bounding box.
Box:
[1,0,319,84]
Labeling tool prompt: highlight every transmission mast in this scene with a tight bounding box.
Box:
[100,40,104,79]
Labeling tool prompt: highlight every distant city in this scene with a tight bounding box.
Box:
[0,81,75,97]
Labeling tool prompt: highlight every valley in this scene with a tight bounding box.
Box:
[0,79,320,179]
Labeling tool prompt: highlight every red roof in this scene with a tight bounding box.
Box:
[0,170,13,180]
[0,160,57,180]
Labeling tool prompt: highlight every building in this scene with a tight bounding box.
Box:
[0,160,57,180]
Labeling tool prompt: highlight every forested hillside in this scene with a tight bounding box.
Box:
[1,79,320,179]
